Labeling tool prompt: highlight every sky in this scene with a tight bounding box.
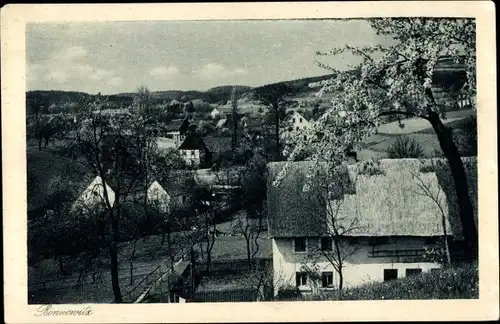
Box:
[26,20,390,95]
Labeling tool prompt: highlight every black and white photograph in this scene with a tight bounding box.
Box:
[2,2,498,322]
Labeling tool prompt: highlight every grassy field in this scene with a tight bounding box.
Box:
[360,109,475,159]
[209,235,272,262]
[28,232,195,304]
[279,263,478,301]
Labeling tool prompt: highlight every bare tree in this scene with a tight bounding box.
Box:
[411,164,451,264]
[232,153,267,270]
[230,86,239,152]
[66,97,155,302]
[302,166,361,293]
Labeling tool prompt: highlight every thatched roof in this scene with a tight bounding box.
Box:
[267,157,477,239]
[267,161,329,237]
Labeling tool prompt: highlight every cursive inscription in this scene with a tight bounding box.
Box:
[35,304,93,316]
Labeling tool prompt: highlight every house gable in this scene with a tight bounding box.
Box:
[72,175,115,212]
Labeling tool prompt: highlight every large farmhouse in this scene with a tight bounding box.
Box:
[267,158,477,295]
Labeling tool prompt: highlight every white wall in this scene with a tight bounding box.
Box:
[272,237,441,295]
[72,176,115,213]
[180,149,201,167]
[147,180,172,212]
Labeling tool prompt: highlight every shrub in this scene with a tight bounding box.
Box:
[387,136,425,159]
[358,159,385,176]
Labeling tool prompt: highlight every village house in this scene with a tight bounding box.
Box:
[286,111,310,135]
[241,116,264,137]
[146,170,197,212]
[267,158,477,295]
[177,134,210,168]
[71,175,116,213]
[210,107,221,119]
[165,118,191,146]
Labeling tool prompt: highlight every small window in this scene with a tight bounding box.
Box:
[405,268,422,277]
[296,126,299,131]
[321,272,334,288]
[294,238,307,252]
[293,118,296,123]
[300,118,303,123]
[295,272,307,287]
[383,269,398,281]
[320,237,332,251]
[303,135,307,141]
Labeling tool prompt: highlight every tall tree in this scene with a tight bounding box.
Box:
[232,153,267,270]
[230,86,239,153]
[302,167,361,293]
[254,83,297,161]
[279,18,478,260]
[67,97,156,302]
[133,85,152,114]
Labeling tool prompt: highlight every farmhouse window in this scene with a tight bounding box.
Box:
[296,126,299,131]
[320,237,332,251]
[300,118,303,123]
[295,272,307,287]
[383,269,398,281]
[293,118,296,123]
[405,268,422,277]
[303,135,307,141]
[294,238,307,252]
[321,272,334,288]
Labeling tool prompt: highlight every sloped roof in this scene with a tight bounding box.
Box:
[157,170,197,197]
[27,149,94,212]
[267,157,477,239]
[165,119,189,132]
[216,119,227,128]
[178,135,208,151]
[203,136,232,153]
[267,161,329,237]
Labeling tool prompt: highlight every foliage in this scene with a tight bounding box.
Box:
[387,135,425,158]
[452,116,477,156]
[357,159,386,176]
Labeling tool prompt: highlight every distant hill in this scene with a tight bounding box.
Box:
[27,73,335,113]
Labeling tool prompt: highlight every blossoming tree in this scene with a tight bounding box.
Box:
[276,18,477,260]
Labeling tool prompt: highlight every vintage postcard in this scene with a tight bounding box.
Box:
[2,2,498,323]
